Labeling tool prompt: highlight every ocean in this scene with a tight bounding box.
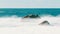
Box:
[0,8,60,17]
[0,8,60,34]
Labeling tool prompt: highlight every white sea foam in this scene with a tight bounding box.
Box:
[0,15,59,27]
[0,15,60,34]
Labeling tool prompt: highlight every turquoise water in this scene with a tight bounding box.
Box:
[0,8,60,17]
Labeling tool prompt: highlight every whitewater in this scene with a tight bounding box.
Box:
[0,15,60,34]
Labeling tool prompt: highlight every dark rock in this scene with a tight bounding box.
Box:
[39,21,50,25]
[24,14,40,18]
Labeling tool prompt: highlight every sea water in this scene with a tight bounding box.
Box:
[0,8,60,17]
[0,8,60,26]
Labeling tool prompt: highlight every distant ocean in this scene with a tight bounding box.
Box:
[0,8,60,17]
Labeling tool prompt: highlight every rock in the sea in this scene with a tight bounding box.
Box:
[24,14,40,18]
[39,21,50,25]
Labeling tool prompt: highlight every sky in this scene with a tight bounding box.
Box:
[0,0,60,8]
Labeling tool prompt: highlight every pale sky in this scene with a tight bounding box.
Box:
[0,0,60,8]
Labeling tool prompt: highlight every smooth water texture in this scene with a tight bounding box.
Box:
[0,8,60,17]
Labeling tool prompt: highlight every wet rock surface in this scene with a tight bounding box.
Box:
[39,21,50,25]
[24,14,40,18]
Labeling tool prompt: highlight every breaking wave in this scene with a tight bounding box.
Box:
[0,14,60,27]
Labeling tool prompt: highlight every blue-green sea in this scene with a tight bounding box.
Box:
[0,8,60,17]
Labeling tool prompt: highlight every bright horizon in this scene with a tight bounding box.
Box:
[0,0,60,8]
